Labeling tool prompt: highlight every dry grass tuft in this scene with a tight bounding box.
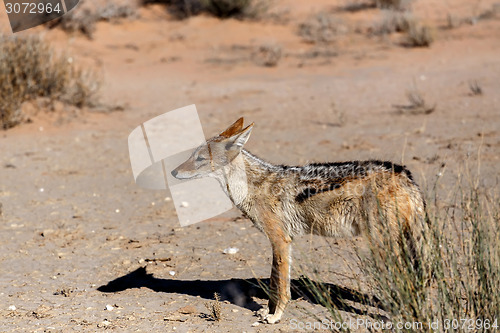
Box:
[298,12,348,44]
[393,89,435,115]
[299,166,499,332]
[375,0,413,11]
[343,0,413,11]
[375,10,414,34]
[150,0,268,20]
[48,0,138,38]
[204,292,223,321]
[0,34,99,129]
[404,21,434,47]
[469,80,483,96]
[252,43,282,67]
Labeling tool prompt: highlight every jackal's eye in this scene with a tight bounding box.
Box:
[196,156,206,162]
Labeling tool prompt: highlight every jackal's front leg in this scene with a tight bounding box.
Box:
[260,225,292,324]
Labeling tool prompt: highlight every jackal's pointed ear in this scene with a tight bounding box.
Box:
[219,117,244,138]
[228,123,254,149]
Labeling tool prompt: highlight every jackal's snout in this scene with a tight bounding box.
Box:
[171,169,178,178]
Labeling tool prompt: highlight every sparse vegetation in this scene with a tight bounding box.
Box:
[469,80,483,96]
[343,0,413,12]
[252,43,282,67]
[393,89,435,115]
[361,175,499,332]
[204,292,223,321]
[375,0,413,11]
[48,0,138,38]
[404,21,434,47]
[375,10,414,34]
[299,170,499,332]
[0,34,99,129]
[148,0,268,20]
[298,12,348,44]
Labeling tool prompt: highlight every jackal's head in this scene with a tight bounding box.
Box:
[171,118,253,180]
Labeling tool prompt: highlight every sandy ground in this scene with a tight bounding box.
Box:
[1,0,499,332]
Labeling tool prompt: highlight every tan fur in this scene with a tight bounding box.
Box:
[172,118,426,324]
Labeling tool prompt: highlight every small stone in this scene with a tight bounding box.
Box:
[8,305,16,311]
[169,271,176,276]
[115,209,120,213]
[180,201,189,208]
[105,304,114,311]
[251,321,260,327]
[178,305,196,314]
[223,247,239,254]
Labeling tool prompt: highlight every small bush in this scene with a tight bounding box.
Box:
[299,172,499,332]
[393,89,436,115]
[152,0,267,19]
[49,0,138,38]
[204,292,222,321]
[375,0,413,11]
[469,80,483,96]
[252,43,282,67]
[298,12,348,44]
[375,10,414,34]
[0,34,99,129]
[405,21,434,47]
[343,0,413,11]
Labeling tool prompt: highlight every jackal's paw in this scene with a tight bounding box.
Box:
[257,307,282,324]
[256,307,269,319]
[262,312,282,324]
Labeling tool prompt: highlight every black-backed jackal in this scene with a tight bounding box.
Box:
[172,118,426,324]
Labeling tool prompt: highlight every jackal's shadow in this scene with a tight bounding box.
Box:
[97,267,382,316]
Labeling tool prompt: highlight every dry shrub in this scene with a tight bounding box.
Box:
[361,177,500,331]
[298,12,348,44]
[299,169,499,332]
[375,0,413,11]
[393,89,435,115]
[343,0,413,11]
[469,80,483,96]
[49,0,139,38]
[149,0,268,19]
[252,43,282,67]
[375,10,414,34]
[405,21,434,47]
[204,292,222,321]
[0,34,99,129]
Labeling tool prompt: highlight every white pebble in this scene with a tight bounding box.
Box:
[180,201,189,208]
[165,197,172,202]
[39,188,44,192]
[115,209,120,213]
[105,304,114,311]
[251,321,260,327]
[223,247,239,254]
[169,271,176,276]
[8,305,16,311]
